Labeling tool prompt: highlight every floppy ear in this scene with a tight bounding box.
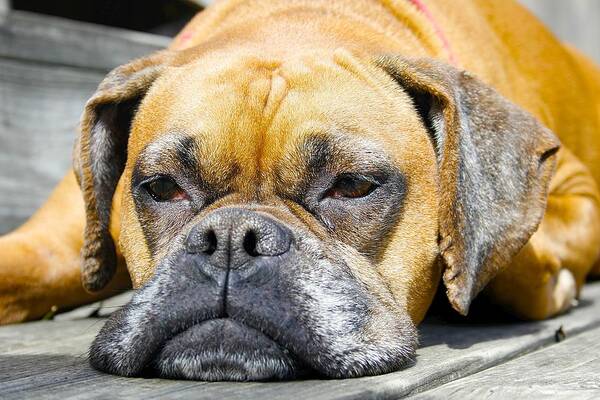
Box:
[377,56,560,315]
[73,50,172,292]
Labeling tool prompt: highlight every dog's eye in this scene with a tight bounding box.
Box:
[324,175,378,199]
[143,177,188,202]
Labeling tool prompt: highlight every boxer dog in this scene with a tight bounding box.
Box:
[1,0,599,381]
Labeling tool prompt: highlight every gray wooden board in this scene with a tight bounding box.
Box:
[1,282,599,399]
[0,10,170,71]
[0,1,9,15]
[0,12,169,234]
[415,325,600,400]
[0,58,101,233]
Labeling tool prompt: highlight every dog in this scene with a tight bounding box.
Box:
[1,0,599,381]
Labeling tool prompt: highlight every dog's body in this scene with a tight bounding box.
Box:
[1,0,599,380]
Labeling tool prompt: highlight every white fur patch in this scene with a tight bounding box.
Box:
[551,269,577,315]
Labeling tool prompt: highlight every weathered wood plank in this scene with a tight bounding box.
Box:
[1,283,599,399]
[0,10,169,71]
[0,59,102,233]
[0,0,9,15]
[0,13,169,234]
[415,325,600,399]
[53,291,134,321]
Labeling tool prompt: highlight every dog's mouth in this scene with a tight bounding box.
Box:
[152,318,306,381]
[89,245,417,381]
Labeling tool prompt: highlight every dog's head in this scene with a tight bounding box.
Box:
[73,47,558,380]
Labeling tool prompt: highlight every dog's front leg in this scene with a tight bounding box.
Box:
[0,171,130,325]
[486,148,600,320]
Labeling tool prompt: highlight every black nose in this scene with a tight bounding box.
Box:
[185,208,292,270]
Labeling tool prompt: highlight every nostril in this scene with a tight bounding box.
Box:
[204,230,217,256]
[243,230,260,257]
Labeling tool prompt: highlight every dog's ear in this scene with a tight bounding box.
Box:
[377,56,560,315]
[73,50,172,292]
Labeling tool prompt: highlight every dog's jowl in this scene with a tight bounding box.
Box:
[1,0,600,381]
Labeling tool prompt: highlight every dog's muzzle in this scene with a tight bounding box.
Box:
[156,209,300,379]
[89,208,416,381]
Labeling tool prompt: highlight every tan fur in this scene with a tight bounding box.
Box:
[1,0,600,325]
[0,172,130,323]
[120,48,441,322]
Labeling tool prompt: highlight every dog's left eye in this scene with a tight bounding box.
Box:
[143,177,188,202]
[324,175,378,199]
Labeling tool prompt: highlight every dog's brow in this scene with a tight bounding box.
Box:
[302,136,333,178]
[132,133,200,185]
[299,132,394,177]
[174,135,200,172]
[135,133,200,178]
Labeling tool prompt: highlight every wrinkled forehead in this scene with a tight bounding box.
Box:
[128,50,428,180]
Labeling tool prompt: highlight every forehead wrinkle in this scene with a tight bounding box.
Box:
[332,48,388,94]
[231,68,279,180]
[259,68,289,128]
[263,70,288,121]
[332,48,417,124]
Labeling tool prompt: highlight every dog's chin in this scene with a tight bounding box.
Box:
[152,319,304,381]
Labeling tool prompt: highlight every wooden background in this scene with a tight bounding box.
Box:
[0,10,168,233]
[0,0,599,234]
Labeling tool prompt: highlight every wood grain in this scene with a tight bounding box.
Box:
[0,11,170,71]
[0,59,100,233]
[0,11,168,234]
[415,325,600,399]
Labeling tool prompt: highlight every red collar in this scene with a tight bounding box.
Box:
[408,0,458,65]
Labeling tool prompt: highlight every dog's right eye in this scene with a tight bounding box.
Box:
[323,175,379,200]
[143,177,189,202]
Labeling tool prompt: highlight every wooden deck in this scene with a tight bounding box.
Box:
[1,282,599,399]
